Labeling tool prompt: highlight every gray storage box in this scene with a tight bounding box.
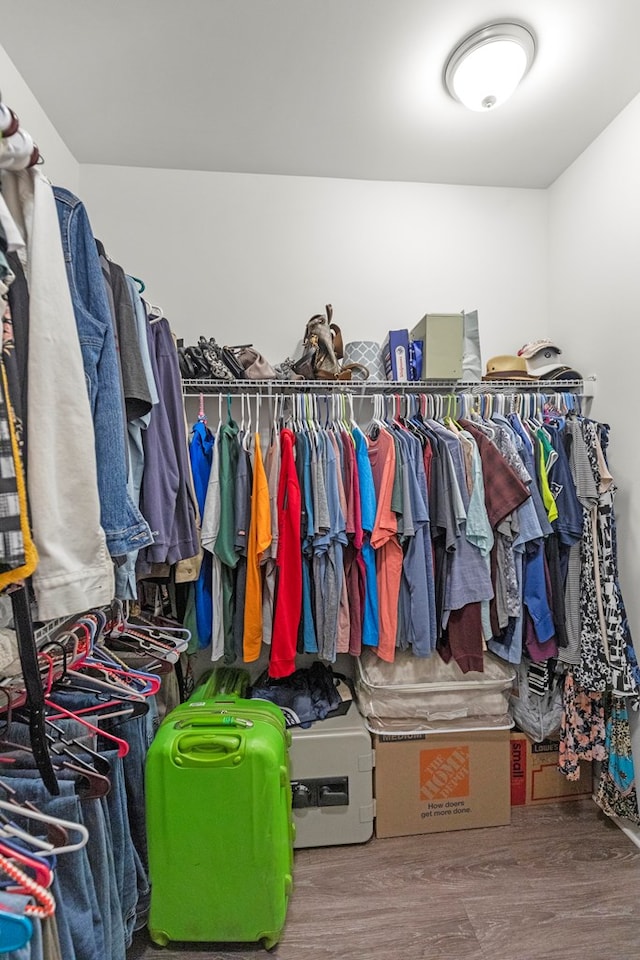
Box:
[289,702,374,848]
[410,312,464,379]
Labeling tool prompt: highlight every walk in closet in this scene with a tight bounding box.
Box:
[1,2,640,958]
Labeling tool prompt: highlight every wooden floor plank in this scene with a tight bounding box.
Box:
[129,800,640,960]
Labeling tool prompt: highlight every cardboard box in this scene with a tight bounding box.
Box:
[381,329,410,381]
[410,313,463,379]
[510,732,593,805]
[373,729,511,838]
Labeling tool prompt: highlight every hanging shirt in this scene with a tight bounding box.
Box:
[201,421,224,661]
[353,427,379,648]
[429,421,494,614]
[368,427,403,662]
[214,416,240,663]
[395,427,434,657]
[189,419,214,647]
[341,429,365,656]
[328,431,351,655]
[232,436,252,659]
[312,432,333,658]
[536,437,559,524]
[429,421,494,673]
[243,433,272,662]
[298,430,318,654]
[269,428,302,678]
[261,430,281,645]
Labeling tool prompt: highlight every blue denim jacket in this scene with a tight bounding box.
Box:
[54,187,153,557]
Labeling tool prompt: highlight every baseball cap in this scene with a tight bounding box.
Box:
[517,339,564,377]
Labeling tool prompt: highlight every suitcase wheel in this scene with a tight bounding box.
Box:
[261,934,279,951]
[149,929,170,947]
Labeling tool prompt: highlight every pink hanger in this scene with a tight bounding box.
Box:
[43,698,130,758]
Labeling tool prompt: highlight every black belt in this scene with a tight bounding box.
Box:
[12,586,59,795]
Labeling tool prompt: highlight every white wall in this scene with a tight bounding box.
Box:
[549,89,640,843]
[0,43,79,191]
[79,164,548,367]
[549,90,640,633]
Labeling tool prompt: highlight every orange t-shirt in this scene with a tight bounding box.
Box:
[242,434,272,661]
[368,428,403,663]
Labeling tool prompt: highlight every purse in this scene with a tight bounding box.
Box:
[292,305,370,381]
[197,337,234,380]
[220,345,247,379]
[223,345,277,380]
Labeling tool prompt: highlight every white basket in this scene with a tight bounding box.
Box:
[356,648,515,733]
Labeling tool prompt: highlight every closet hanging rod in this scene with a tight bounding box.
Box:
[181,376,594,397]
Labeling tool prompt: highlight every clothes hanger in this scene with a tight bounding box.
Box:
[104,633,181,669]
[42,699,129,758]
[76,662,160,698]
[243,393,253,452]
[255,391,262,446]
[58,613,160,691]
[106,599,191,647]
[197,392,207,426]
[0,838,52,888]
[82,631,166,686]
[0,800,88,856]
[129,275,145,293]
[45,698,149,725]
[0,780,67,849]
[47,625,148,700]
[238,392,246,437]
[53,667,145,702]
[0,907,33,952]
[145,301,164,324]
[347,392,358,432]
[0,852,56,918]
[43,719,112,779]
[0,814,55,855]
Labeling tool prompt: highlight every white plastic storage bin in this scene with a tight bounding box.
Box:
[356,648,515,735]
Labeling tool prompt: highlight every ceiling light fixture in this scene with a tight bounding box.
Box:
[444,22,535,112]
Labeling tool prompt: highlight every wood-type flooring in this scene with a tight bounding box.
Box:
[128,799,640,960]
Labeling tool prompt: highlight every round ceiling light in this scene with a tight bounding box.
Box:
[444,22,536,112]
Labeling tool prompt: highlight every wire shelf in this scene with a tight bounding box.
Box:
[182,377,593,396]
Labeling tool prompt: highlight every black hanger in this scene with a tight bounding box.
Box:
[42,719,112,778]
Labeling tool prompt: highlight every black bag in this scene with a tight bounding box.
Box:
[220,345,247,379]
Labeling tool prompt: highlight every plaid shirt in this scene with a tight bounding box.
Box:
[459,419,530,527]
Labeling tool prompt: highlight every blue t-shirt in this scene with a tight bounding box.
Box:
[353,427,379,648]
[189,419,214,647]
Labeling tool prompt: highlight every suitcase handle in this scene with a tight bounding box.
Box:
[173,732,245,766]
[174,715,254,730]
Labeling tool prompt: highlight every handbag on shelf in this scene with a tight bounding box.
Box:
[220,345,247,379]
[222,344,277,380]
[177,340,233,380]
[292,304,370,381]
[197,337,235,379]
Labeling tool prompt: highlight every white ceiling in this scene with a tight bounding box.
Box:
[2,0,640,188]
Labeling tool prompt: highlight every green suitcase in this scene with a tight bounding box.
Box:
[146,684,294,949]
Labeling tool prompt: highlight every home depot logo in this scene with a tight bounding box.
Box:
[419,746,470,802]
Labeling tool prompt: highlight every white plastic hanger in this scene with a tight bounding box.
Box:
[0,799,89,855]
